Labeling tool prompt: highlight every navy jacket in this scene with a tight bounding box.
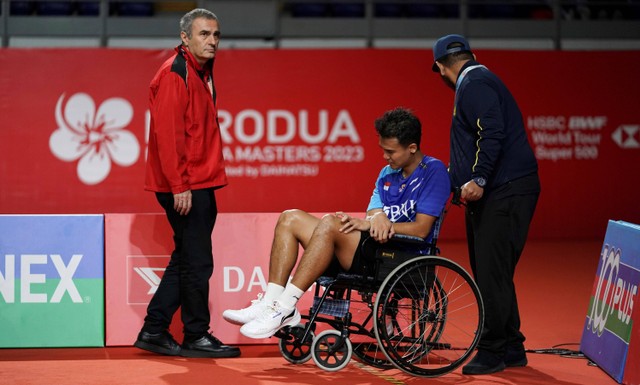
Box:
[449,60,538,193]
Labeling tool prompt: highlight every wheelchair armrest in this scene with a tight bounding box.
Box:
[390,234,427,244]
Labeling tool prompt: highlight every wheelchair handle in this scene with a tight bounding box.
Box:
[451,187,465,207]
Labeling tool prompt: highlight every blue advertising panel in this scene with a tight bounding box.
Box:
[581,220,640,383]
[0,215,104,347]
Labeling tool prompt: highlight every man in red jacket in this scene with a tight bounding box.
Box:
[134,8,240,359]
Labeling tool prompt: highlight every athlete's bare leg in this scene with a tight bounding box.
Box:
[268,209,320,286]
[290,214,361,291]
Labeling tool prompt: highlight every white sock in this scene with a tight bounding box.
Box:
[263,282,285,302]
[277,283,304,310]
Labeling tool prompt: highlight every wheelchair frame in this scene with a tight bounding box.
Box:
[275,199,484,377]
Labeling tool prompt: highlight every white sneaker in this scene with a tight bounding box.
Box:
[239,301,301,339]
[222,293,269,325]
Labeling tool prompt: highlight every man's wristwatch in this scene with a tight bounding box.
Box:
[472,177,487,188]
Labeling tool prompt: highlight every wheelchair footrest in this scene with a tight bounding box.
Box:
[311,296,350,318]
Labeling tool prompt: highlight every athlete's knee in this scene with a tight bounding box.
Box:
[276,209,307,231]
[315,214,341,235]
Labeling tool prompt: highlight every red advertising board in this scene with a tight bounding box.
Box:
[1,49,640,239]
[105,212,347,346]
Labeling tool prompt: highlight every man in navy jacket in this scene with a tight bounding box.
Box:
[432,34,540,375]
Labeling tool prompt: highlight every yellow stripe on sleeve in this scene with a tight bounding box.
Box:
[472,118,483,172]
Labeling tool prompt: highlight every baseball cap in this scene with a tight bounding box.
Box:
[432,34,472,72]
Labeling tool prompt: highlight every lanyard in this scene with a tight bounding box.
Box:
[453,64,487,110]
[455,64,487,92]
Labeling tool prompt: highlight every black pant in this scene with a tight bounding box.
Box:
[143,188,217,340]
[465,191,539,355]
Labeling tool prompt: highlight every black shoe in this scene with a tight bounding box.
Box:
[504,345,528,367]
[181,333,241,358]
[462,350,506,375]
[134,330,181,356]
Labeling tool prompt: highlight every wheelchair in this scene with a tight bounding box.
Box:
[274,202,484,377]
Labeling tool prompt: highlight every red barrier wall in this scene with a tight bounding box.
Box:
[104,212,346,346]
[1,49,639,239]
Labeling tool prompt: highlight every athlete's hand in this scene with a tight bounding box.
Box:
[336,212,369,234]
[368,211,394,243]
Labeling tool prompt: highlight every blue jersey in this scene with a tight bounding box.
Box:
[367,155,451,244]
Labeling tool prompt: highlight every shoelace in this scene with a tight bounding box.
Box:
[255,301,286,321]
[205,333,222,345]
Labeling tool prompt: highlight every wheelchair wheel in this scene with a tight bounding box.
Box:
[311,330,353,372]
[347,292,394,369]
[352,341,394,369]
[279,324,314,364]
[374,256,484,377]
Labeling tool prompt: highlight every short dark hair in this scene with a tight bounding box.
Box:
[180,8,218,38]
[374,107,421,149]
[438,42,473,68]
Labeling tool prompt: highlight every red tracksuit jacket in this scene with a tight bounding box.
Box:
[144,46,227,194]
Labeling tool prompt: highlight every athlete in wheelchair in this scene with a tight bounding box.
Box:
[222,108,483,377]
